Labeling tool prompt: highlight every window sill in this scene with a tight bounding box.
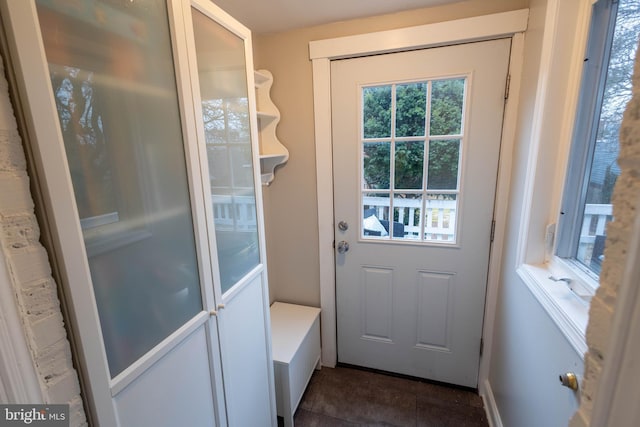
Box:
[517,259,591,357]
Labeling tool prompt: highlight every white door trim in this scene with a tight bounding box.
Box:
[310,9,529,374]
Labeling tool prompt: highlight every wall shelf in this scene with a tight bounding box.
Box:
[255,69,288,186]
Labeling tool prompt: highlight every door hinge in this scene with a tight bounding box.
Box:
[490,220,496,242]
[504,74,511,100]
[480,338,484,356]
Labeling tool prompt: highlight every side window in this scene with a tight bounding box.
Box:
[558,0,639,280]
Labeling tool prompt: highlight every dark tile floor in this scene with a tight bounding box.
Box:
[284,366,489,427]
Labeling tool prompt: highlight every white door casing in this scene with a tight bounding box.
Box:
[310,10,528,386]
[332,39,511,387]
[1,0,275,425]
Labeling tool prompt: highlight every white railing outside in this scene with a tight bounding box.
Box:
[211,194,611,252]
[212,194,257,231]
[363,196,457,241]
[578,203,612,266]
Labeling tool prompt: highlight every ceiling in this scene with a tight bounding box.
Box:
[212,0,466,34]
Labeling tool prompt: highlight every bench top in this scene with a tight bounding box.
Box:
[270,302,321,364]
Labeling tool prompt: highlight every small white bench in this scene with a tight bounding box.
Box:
[270,302,321,427]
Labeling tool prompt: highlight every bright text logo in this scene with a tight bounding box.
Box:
[0,405,68,427]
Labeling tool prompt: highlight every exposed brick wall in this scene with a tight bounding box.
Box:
[570,41,640,426]
[0,56,87,426]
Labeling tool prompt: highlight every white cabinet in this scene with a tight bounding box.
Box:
[255,69,289,185]
[1,0,276,425]
[270,303,321,427]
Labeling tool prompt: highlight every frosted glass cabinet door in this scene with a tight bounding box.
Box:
[35,0,203,378]
[185,4,276,425]
[191,8,260,294]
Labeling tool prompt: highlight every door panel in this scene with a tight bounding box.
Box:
[416,271,454,351]
[361,266,394,341]
[217,273,273,427]
[35,0,204,380]
[333,39,511,387]
[113,327,215,426]
[184,1,276,424]
[189,6,261,295]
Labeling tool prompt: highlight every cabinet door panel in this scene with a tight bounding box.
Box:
[1,1,224,424]
[191,7,260,295]
[35,0,204,378]
[186,1,276,425]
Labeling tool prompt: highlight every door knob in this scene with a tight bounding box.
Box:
[559,372,578,391]
[337,240,349,254]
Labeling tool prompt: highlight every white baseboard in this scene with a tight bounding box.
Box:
[480,379,503,427]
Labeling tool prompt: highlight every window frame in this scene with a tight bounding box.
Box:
[514,0,640,358]
[510,0,600,358]
[556,0,620,291]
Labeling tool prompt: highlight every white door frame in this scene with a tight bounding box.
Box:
[310,9,528,387]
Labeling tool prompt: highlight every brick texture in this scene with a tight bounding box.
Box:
[0,56,87,425]
[570,40,640,426]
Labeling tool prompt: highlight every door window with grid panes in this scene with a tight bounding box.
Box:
[361,78,466,243]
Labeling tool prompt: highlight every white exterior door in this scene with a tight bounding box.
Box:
[1,0,274,425]
[332,39,510,387]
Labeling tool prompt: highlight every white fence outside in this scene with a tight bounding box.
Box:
[363,198,612,250]
[363,196,457,241]
[209,193,611,257]
[578,203,612,266]
[212,194,257,231]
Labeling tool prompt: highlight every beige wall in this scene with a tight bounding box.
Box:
[254,0,529,306]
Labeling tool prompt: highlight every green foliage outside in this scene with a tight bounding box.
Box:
[363,86,391,139]
[362,79,464,191]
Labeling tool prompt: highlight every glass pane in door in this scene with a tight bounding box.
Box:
[395,141,424,189]
[363,86,392,138]
[363,142,391,189]
[430,78,465,136]
[36,0,203,377]
[395,83,426,137]
[191,9,260,294]
[427,139,460,190]
[360,78,466,243]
